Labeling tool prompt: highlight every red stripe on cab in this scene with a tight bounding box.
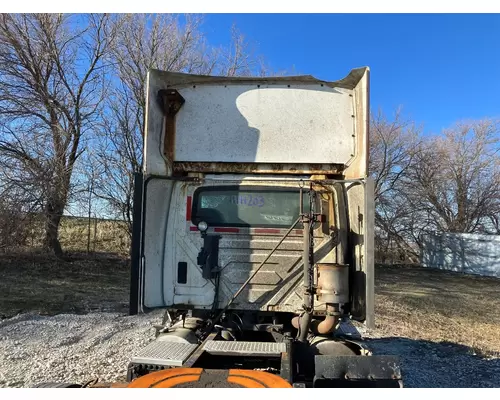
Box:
[254,229,281,234]
[214,227,240,233]
[186,196,192,221]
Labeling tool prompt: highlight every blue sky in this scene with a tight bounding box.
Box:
[203,14,500,135]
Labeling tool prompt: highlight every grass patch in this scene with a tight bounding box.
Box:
[3,215,131,256]
[58,217,130,255]
[374,264,500,357]
[0,250,129,318]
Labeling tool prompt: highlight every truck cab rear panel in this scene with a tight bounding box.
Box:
[143,176,328,311]
[137,173,372,324]
[136,67,372,324]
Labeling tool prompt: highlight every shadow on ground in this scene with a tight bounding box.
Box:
[364,336,500,388]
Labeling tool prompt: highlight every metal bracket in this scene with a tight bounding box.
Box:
[279,337,293,384]
[197,234,221,279]
[313,355,402,387]
[159,89,185,116]
[158,89,185,163]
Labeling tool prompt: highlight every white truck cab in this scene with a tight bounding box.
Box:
[125,67,401,388]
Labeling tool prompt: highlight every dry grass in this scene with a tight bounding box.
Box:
[374,264,500,357]
[58,217,130,255]
[0,218,130,318]
[0,251,130,318]
[10,215,131,256]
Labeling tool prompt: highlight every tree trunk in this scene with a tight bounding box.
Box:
[43,201,63,257]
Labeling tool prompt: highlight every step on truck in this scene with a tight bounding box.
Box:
[40,66,403,388]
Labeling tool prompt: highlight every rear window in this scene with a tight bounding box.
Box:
[191,186,312,228]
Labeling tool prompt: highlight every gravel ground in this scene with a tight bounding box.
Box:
[1,311,499,388]
[364,335,500,388]
[0,311,164,388]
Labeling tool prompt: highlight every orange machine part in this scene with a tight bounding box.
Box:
[127,368,203,388]
[127,368,292,388]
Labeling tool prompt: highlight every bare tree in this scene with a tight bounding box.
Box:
[217,23,266,77]
[403,119,500,236]
[0,14,115,255]
[0,182,36,251]
[369,108,421,260]
[370,114,500,261]
[93,14,267,236]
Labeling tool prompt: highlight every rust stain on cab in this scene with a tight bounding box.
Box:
[172,162,345,175]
